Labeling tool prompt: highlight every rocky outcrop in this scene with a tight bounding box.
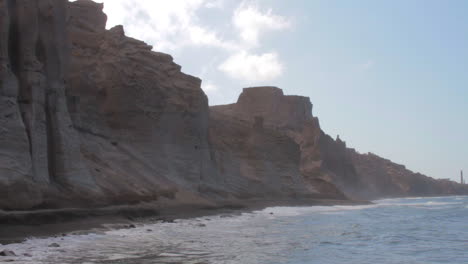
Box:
[0,0,466,211]
[0,0,99,210]
[211,87,468,200]
[211,87,361,199]
[209,109,338,200]
[66,0,211,205]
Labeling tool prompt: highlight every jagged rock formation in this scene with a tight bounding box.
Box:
[209,106,340,200]
[0,0,466,211]
[211,87,361,199]
[67,0,211,205]
[212,87,468,200]
[0,0,99,210]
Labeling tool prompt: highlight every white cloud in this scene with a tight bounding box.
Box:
[95,0,229,51]
[204,0,226,9]
[201,81,219,92]
[215,2,290,82]
[219,51,283,82]
[83,0,291,85]
[188,26,238,50]
[233,3,291,47]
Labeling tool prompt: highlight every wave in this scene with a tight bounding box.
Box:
[257,197,466,217]
[376,195,468,202]
[255,204,379,217]
[379,201,462,206]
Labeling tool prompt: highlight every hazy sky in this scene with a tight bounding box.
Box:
[91,0,468,182]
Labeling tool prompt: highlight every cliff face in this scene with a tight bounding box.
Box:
[211,87,361,199]
[211,87,468,200]
[0,0,99,210]
[0,0,213,209]
[209,111,312,199]
[0,0,466,211]
[67,0,214,205]
[1,0,335,210]
[349,150,468,199]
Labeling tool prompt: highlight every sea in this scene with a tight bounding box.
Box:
[1,196,467,264]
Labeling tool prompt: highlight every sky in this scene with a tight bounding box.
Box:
[89,0,467,182]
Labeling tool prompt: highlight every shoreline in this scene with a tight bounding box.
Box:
[0,198,368,245]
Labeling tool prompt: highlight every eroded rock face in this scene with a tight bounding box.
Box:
[67,0,213,204]
[209,110,317,199]
[212,87,468,200]
[0,0,39,209]
[66,1,315,203]
[0,0,97,209]
[211,87,355,199]
[223,87,313,130]
[349,151,468,199]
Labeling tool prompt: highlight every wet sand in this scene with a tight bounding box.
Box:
[0,198,369,245]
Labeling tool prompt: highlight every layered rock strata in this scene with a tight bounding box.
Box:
[0,0,98,210]
[211,87,362,199]
[349,151,468,199]
[212,87,468,200]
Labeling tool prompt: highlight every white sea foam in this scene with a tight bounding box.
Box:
[256,198,464,218]
[158,252,184,257]
[377,201,462,207]
[107,253,140,260]
[255,204,380,217]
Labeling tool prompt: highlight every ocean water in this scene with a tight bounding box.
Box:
[1,196,467,264]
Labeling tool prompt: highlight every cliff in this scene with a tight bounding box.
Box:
[1,0,212,209]
[0,0,466,212]
[66,0,327,206]
[66,1,212,206]
[349,150,468,199]
[211,87,364,199]
[212,87,468,200]
[0,0,99,210]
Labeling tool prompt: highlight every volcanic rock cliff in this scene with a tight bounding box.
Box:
[66,0,322,206]
[212,87,468,200]
[0,0,467,211]
[1,0,99,209]
[211,87,363,199]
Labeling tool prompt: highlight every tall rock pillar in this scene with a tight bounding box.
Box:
[0,0,41,209]
[15,0,51,184]
[35,0,96,189]
[1,0,99,209]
